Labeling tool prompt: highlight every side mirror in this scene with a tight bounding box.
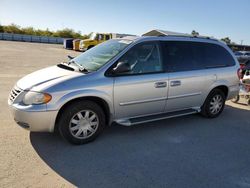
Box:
[112,62,130,74]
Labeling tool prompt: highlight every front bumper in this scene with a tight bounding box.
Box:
[9,105,58,132]
[8,85,59,132]
[79,45,87,51]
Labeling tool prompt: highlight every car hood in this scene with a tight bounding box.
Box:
[16,65,82,90]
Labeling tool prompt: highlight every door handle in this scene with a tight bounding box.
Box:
[170,80,181,87]
[154,82,167,88]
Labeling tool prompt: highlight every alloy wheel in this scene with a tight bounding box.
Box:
[69,110,99,139]
[209,94,223,115]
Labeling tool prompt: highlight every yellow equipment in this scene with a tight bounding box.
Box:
[73,39,81,51]
[79,32,112,51]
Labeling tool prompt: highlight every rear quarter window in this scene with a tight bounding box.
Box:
[203,43,235,68]
[162,41,235,72]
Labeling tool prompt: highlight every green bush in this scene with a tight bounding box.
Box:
[0,25,4,33]
[0,23,88,39]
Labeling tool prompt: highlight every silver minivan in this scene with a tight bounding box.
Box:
[8,35,240,144]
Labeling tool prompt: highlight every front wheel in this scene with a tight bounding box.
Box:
[58,101,105,145]
[201,89,226,118]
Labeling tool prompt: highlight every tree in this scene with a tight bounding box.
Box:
[42,28,53,36]
[53,28,77,38]
[52,28,88,39]
[34,29,52,36]
[191,30,199,36]
[0,23,87,39]
[0,24,3,33]
[22,27,35,35]
[221,37,231,44]
[3,23,23,34]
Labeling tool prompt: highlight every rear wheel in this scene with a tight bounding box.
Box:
[58,101,105,145]
[201,89,226,118]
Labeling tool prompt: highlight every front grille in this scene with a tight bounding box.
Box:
[9,86,22,103]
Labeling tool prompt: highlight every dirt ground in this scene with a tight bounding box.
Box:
[0,41,80,187]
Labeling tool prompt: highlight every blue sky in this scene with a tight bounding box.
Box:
[0,0,249,44]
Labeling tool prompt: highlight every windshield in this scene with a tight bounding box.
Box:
[72,39,132,71]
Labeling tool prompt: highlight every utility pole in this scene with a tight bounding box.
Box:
[240,40,243,45]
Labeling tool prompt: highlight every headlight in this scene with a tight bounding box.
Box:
[23,91,52,105]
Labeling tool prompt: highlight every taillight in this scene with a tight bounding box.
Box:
[240,64,245,69]
[237,68,243,80]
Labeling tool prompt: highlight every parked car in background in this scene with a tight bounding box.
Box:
[234,51,244,58]
[8,33,240,145]
[244,51,250,57]
[234,51,250,60]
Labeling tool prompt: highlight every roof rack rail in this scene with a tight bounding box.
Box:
[142,29,218,41]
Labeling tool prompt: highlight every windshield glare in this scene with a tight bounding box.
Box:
[72,39,132,71]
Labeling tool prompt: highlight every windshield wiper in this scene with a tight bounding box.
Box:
[57,62,75,71]
[67,55,74,60]
[68,61,89,73]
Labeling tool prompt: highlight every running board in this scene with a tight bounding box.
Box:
[115,109,198,126]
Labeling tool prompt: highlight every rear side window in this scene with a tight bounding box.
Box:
[204,43,235,68]
[162,41,235,72]
[162,41,204,72]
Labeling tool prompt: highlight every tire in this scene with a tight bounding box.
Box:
[231,95,239,103]
[58,100,106,145]
[201,89,226,118]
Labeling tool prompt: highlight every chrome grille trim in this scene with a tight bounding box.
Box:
[9,86,22,103]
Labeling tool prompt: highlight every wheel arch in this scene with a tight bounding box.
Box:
[213,85,229,98]
[54,96,112,133]
[200,84,228,118]
[202,84,229,107]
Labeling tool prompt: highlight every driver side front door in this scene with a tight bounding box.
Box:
[112,41,169,120]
